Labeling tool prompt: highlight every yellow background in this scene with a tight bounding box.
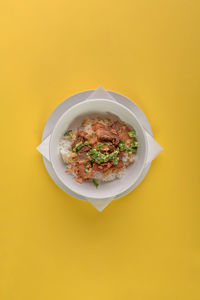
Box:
[1,0,200,299]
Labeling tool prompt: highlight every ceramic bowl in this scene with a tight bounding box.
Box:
[49,98,149,201]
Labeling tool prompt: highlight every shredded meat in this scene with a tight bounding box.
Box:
[92,122,105,131]
[118,151,124,160]
[75,162,94,182]
[77,152,89,164]
[75,177,83,183]
[111,160,124,170]
[76,146,90,164]
[118,127,130,141]
[79,131,88,140]
[109,120,131,141]
[78,145,90,153]
[92,161,113,172]
[95,128,120,145]
[110,120,122,131]
[89,135,98,146]
[100,162,113,172]
[101,142,115,152]
[71,135,84,148]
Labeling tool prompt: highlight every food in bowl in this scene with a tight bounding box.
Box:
[59,117,138,187]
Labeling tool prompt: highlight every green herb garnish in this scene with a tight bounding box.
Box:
[72,142,84,152]
[76,144,85,151]
[118,141,126,151]
[118,138,138,154]
[88,149,105,164]
[131,141,138,148]
[112,157,119,165]
[126,141,138,153]
[88,148,119,165]
[84,141,90,146]
[109,150,119,165]
[84,168,89,173]
[128,130,136,138]
[97,142,103,151]
[92,179,99,188]
[128,148,137,154]
[64,130,73,137]
[109,150,119,159]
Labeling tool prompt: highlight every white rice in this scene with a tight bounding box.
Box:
[78,123,93,135]
[82,124,93,134]
[59,137,73,163]
[122,152,135,166]
[93,170,124,182]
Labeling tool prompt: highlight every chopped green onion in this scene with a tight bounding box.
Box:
[88,148,119,164]
[119,141,126,151]
[128,130,136,138]
[109,150,119,158]
[84,141,90,146]
[76,144,85,151]
[110,151,119,165]
[97,142,103,150]
[92,179,99,188]
[126,141,138,153]
[64,130,73,137]
[127,146,137,153]
[112,157,119,166]
[72,142,84,152]
[131,141,138,148]
[84,168,89,173]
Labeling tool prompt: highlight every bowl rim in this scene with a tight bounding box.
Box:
[49,98,148,200]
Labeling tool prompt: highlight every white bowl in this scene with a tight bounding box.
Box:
[49,98,148,201]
